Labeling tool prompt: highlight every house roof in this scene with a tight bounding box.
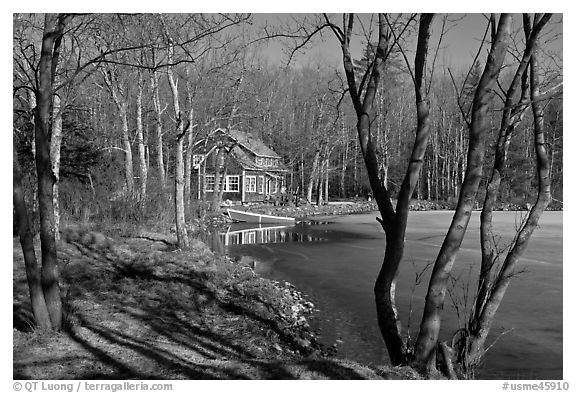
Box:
[215,128,280,158]
[201,128,288,172]
[230,145,288,172]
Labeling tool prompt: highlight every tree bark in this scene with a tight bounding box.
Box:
[14,149,53,330]
[307,149,320,203]
[372,13,435,365]
[50,92,63,240]
[184,107,194,209]
[136,71,148,208]
[151,70,166,190]
[475,13,552,330]
[413,14,513,372]
[102,68,134,196]
[35,13,66,330]
[467,15,552,368]
[163,18,189,249]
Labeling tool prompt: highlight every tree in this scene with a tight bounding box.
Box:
[463,13,554,376]
[413,14,514,373]
[13,148,53,330]
[160,15,191,249]
[29,13,71,330]
[283,12,560,378]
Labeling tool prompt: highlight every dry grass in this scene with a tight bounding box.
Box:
[13,226,419,380]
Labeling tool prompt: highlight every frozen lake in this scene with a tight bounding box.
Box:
[216,210,563,379]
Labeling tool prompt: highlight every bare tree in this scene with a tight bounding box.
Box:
[150,67,167,190]
[100,64,135,196]
[135,69,148,207]
[160,15,190,249]
[290,13,433,365]
[31,13,71,330]
[461,13,554,376]
[413,14,513,373]
[13,148,53,330]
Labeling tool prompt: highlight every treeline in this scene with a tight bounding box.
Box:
[13,13,563,232]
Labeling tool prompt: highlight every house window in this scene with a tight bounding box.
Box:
[272,178,279,193]
[193,154,204,169]
[225,175,240,192]
[256,157,263,166]
[205,175,215,191]
[245,176,256,193]
[258,176,264,194]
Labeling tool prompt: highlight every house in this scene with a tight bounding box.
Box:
[192,128,289,204]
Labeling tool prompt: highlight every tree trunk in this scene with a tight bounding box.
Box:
[163,22,189,249]
[467,15,552,371]
[217,153,230,206]
[307,150,320,203]
[475,13,550,331]
[372,14,435,365]
[175,132,189,248]
[34,13,66,330]
[316,159,324,206]
[324,159,329,204]
[14,149,52,330]
[151,71,166,190]
[212,147,227,211]
[50,92,63,240]
[413,14,512,372]
[120,107,135,196]
[102,68,134,196]
[136,71,148,208]
[340,126,349,198]
[184,107,194,209]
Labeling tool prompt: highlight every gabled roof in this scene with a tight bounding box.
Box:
[198,128,288,172]
[230,145,288,172]
[214,128,280,158]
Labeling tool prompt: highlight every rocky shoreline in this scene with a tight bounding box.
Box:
[202,198,560,229]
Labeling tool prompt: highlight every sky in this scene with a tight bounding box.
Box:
[250,14,563,73]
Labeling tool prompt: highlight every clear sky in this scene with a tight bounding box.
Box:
[250,13,563,73]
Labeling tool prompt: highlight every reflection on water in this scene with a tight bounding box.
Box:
[203,211,562,379]
[204,222,326,254]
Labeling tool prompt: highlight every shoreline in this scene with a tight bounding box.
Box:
[13,225,420,380]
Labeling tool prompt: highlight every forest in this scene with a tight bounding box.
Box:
[13,13,562,380]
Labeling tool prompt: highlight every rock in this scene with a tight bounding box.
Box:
[294,337,311,348]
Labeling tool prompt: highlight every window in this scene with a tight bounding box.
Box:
[225,176,240,192]
[204,175,215,191]
[245,176,256,192]
[256,157,264,166]
[258,176,264,194]
[192,154,205,169]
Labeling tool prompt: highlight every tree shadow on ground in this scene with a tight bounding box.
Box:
[14,236,382,380]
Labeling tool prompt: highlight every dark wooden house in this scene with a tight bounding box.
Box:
[192,128,289,204]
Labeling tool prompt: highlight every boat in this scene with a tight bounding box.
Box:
[227,208,296,224]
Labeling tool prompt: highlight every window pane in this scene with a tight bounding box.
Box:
[226,176,239,192]
[245,176,256,192]
[258,176,264,194]
[205,175,215,191]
